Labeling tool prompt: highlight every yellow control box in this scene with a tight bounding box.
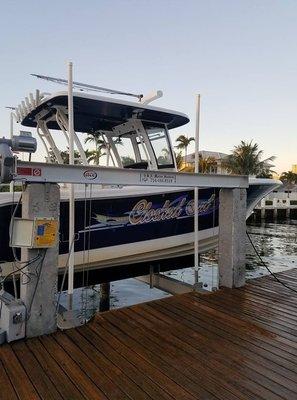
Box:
[10,218,59,248]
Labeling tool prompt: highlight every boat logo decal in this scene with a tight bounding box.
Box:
[33,168,42,177]
[80,193,217,233]
[83,170,98,180]
[129,194,216,225]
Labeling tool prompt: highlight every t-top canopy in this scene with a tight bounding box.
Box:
[21,91,190,133]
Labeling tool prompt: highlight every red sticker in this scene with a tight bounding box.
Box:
[17,167,32,176]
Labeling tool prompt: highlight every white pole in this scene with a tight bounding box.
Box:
[194,94,201,285]
[68,61,75,309]
[9,112,14,193]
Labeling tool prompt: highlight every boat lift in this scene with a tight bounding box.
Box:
[0,133,248,342]
[0,63,248,343]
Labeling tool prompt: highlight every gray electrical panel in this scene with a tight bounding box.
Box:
[0,291,26,343]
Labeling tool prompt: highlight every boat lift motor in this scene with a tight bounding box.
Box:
[0,135,37,183]
[0,291,26,343]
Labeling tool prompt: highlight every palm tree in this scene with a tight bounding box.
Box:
[175,152,183,170]
[84,134,107,165]
[175,135,195,162]
[280,171,297,183]
[199,156,217,173]
[280,171,297,187]
[86,148,106,165]
[179,155,217,173]
[47,148,81,164]
[222,140,275,176]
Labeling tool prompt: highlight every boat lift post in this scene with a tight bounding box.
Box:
[68,61,75,310]
[194,94,200,287]
[5,107,16,193]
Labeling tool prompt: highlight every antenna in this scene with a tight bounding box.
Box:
[31,74,143,101]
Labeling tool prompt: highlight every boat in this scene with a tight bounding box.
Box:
[0,88,281,277]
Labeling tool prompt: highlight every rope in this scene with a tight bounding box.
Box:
[246,230,297,295]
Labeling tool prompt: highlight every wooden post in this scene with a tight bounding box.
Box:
[99,282,110,312]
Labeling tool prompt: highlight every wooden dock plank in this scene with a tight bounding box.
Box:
[142,299,297,384]
[156,297,297,399]
[120,303,293,400]
[133,303,297,391]
[73,326,175,400]
[95,316,213,400]
[102,307,292,400]
[1,269,297,400]
[189,291,297,351]
[39,335,110,400]
[0,359,18,400]
[11,341,63,400]
[0,344,40,400]
[120,306,254,400]
[26,338,84,400]
[86,323,194,400]
[64,328,154,400]
[55,332,128,400]
[168,293,297,363]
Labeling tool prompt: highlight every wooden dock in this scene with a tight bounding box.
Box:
[1,269,297,400]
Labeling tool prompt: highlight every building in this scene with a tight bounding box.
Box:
[254,182,297,220]
[182,150,229,174]
[292,164,297,173]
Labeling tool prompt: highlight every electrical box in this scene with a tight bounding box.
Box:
[10,217,58,248]
[0,291,26,343]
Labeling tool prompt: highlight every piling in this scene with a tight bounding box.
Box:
[218,188,246,288]
[99,282,110,311]
[20,183,60,337]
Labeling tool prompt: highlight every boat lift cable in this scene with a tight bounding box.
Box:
[31,74,144,101]
[26,249,47,320]
[246,230,297,295]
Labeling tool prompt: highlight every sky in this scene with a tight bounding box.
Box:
[1,0,297,173]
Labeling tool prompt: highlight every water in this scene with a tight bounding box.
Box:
[164,220,297,286]
[59,221,297,318]
[246,220,297,278]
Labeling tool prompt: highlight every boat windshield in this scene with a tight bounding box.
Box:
[113,137,136,167]
[104,121,175,170]
[144,123,174,169]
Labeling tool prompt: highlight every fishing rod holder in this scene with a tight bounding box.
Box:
[0,135,37,183]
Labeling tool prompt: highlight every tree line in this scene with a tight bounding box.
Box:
[175,134,294,182]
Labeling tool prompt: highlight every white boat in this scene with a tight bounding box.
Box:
[0,89,281,277]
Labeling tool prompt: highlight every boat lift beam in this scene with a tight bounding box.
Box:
[9,161,248,188]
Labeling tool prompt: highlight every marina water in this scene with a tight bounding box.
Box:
[59,220,297,318]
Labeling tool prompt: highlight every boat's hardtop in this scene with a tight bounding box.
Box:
[21,91,189,133]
